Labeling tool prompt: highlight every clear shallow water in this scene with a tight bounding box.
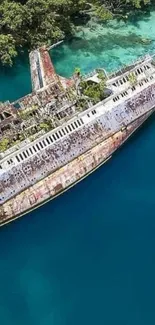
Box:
[52,10,155,76]
[1,10,155,325]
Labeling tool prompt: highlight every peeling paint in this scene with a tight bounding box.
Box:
[0,110,152,226]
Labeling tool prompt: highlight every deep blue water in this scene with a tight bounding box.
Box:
[1,9,155,325]
[1,117,155,325]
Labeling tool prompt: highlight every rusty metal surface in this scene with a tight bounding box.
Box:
[0,110,152,225]
[39,47,58,86]
[1,82,155,205]
[29,46,74,91]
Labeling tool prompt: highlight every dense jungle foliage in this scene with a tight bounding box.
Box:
[0,0,153,66]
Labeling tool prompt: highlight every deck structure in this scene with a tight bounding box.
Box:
[0,48,155,225]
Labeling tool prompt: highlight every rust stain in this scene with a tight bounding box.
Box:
[0,110,153,226]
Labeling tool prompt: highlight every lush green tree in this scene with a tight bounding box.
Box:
[0,0,153,65]
[25,0,64,47]
[0,34,17,65]
[128,72,137,85]
[0,137,9,152]
[0,1,30,31]
[80,78,106,103]
[39,122,50,131]
[97,70,106,81]
[130,0,150,8]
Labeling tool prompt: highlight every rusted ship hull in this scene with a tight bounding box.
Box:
[0,110,153,226]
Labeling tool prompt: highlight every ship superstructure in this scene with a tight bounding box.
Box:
[0,46,155,224]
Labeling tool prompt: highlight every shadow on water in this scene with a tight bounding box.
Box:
[68,33,153,53]
[0,51,31,102]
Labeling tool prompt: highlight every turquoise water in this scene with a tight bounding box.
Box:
[0,55,31,102]
[52,10,155,76]
[1,10,155,325]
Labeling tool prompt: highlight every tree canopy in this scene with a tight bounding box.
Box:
[0,0,152,66]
